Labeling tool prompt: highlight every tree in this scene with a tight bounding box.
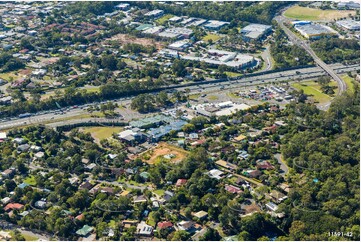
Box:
[171,230,191,241]
[200,228,221,241]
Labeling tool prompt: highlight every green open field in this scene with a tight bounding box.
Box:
[208,95,219,101]
[342,75,355,94]
[284,6,356,21]
[202,33,221,42]
[225,71,242,77]
[155,14,174,25]
[291,80,337,103]
[81,126,123,141]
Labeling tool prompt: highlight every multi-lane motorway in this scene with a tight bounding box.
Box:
[275,15,347,95]
[0,63,358,131]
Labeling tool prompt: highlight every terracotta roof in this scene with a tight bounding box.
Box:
[4,203,24,211]
[157,221,173,229]
[176,179,187,187]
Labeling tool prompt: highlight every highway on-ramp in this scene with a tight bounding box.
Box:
[275,15,347,95]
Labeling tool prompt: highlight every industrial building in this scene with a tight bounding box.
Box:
[115,3,130,10]
[182,49,257,70]
[158,27,193,39]
[168,39,191,51]
[142,26,164,35]
[336,19,360,31]
[294,23,338,39]
[144,9,164,18]
[337,1,360,9]
[159,48,180,58]
[203,20,230,30]
[240,23,272,42]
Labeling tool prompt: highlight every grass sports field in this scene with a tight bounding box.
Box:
[284,6,356,21]
[81,126,123,141]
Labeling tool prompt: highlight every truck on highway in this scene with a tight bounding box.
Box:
[18,113,31,118]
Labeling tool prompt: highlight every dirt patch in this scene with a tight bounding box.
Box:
[141,142,189,165]
[105,34,165,50]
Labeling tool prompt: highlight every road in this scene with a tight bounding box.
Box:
[0,63,358,131]
[275,15,347,96]
[274,153,289,177]
[0,220,54,241]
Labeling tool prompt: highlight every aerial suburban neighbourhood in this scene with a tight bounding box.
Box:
[0,1,359,241]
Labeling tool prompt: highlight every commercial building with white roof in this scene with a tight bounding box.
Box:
[336,19,360,31]
[294,23,338,39]
[241,23,272,42]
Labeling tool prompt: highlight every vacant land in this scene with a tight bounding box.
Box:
[342,75,355,94]
[81,126,123,142]
[141,142,188,165]
[202,33,221,42]
[284,6,356,21]
[106,34,165,50]
[292,80,338,103]
[155,14,174,25]
[225,71,242,77]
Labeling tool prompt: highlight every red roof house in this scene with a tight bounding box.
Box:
[157,221,173,230]
[176,179,187,187]
[225,184,242,194]
[4,203,24,212]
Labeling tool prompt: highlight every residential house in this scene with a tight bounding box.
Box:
[157,221,174,230]
[134,195,147,204]
[208,169,224,180]
[163,191,174,201]
[1,169,15,179]
[34,200,47,209]
[225,184,242,194]
[193,210,208,220]
[215,159,238,171]
[122,220,138,229]
[76,225,94,237]
[177,221,195,232]
[256,160,274,170]
[136,221,153,236]
[176,179,187,187]
[268,190,288,204]
[4,203,24,212]
[265,202,279,212]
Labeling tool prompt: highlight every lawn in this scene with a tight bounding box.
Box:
[22,234,38,241]
[291,80,335,104]
[225,71,242,77]
[24,175,36,186]
[227,92,240,99]
[342,75,355,94]
[147,211,157,226]
[81,126,123,141]
[202,33,221,43]
[155,14,174,25]
[208,95,219,101]
[153,189,165,197]
[284,6,356,21]
[189,94,200,100]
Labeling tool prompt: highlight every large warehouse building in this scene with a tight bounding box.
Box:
[240,23,272,42]
[336,19,360,31]
[294,23,338,39]
[182,49,258,70]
